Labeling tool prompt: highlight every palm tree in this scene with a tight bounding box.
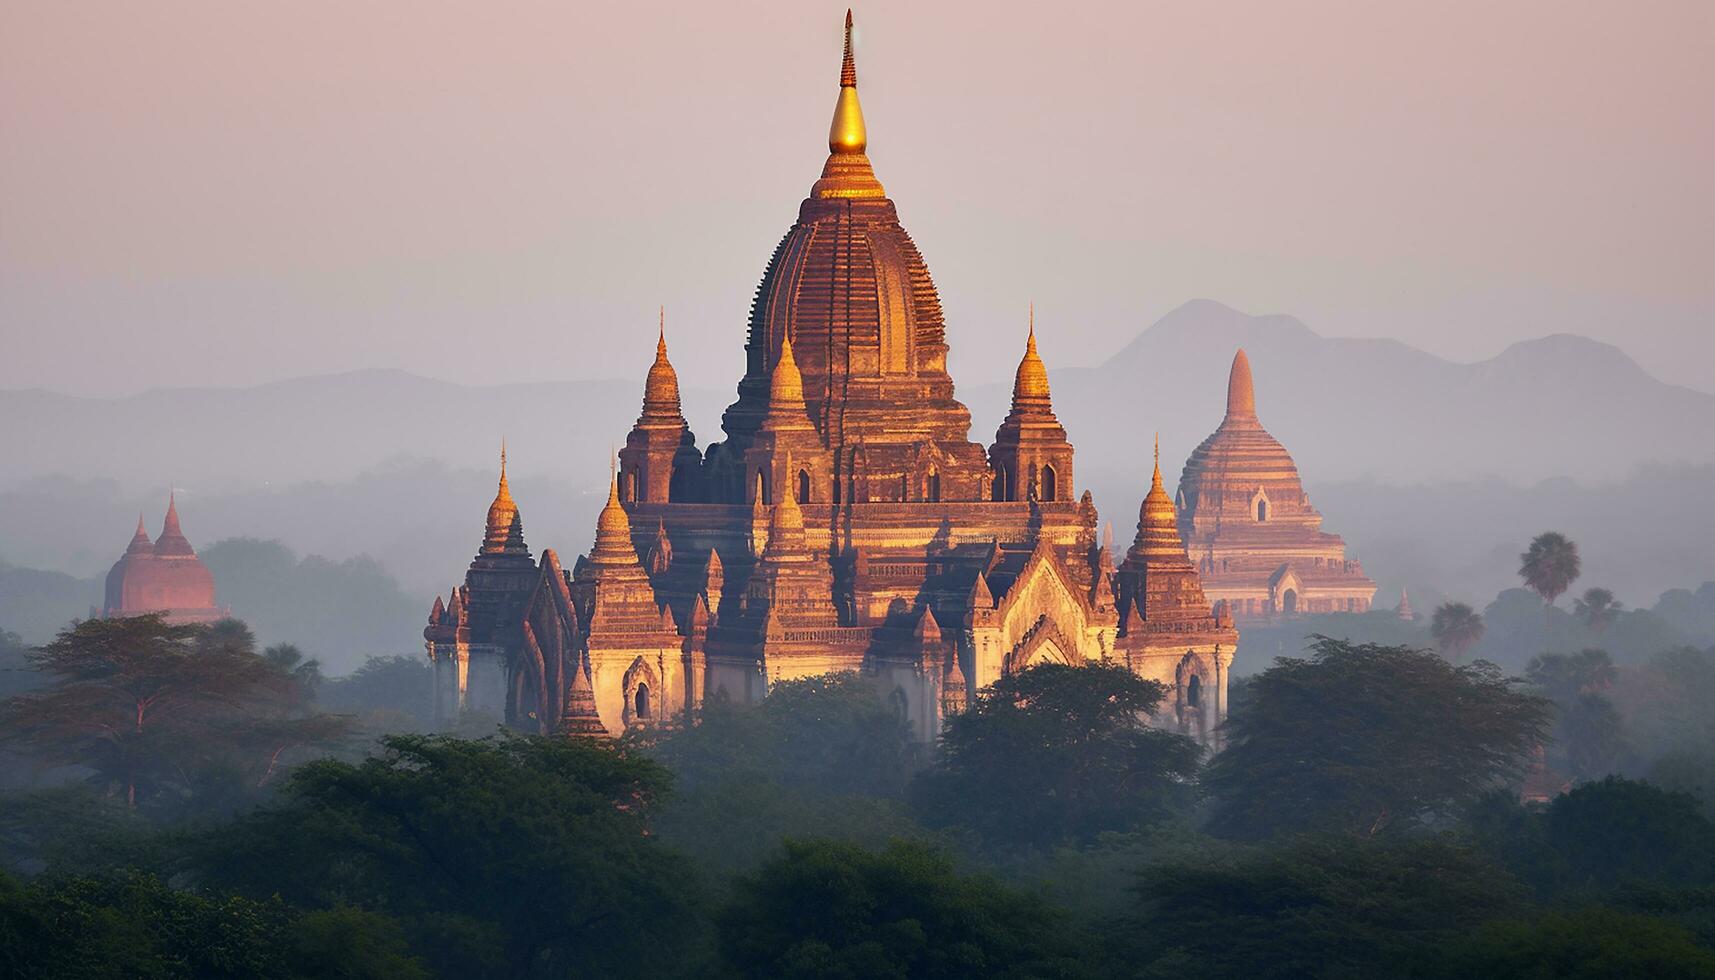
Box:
[1430,602,1485,662]
[1572,587,1622,632]
[1519,532,1581,627]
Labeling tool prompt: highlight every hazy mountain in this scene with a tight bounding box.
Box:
[961,299,1715,501]
[4,300,1711,637]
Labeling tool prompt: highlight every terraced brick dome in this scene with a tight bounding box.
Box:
[1177,349,1318,532]
[721,10,978,458]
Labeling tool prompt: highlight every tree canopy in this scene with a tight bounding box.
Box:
[1204,637,1551,838]
[1520,531,1582,608]
[910,661,1200,852]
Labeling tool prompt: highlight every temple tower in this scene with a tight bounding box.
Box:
[619,310,702,504]
[988,308,1075,503]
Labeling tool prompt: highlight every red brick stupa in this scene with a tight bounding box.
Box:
[103,495,227,624]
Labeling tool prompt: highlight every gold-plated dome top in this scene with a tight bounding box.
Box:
[1012,305,1051,402]
[643,307,681,414]
[829,10,867,154]
[811,11,885,199]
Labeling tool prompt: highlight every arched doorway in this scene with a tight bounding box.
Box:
[1187,674,1201,708]
[1041,464,1057,502]
[1283,589,1298,615]
[797,469,811,504]
[633,682,651,720]
[926,469,941,503]
[1256,498,1269,522]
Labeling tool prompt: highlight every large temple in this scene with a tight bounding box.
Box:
[104,495,227,625]
[424,13,1237,743]
[1176,350,1376,619]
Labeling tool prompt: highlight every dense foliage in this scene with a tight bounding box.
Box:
[1,610,1714,977]
[1204,637,1551,838]
[911,661,1200,852]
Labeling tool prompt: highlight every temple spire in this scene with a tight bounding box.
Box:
[154,491,195,557]
[126,513,153,555]
[642,307,682,417]
[1225,349,1257,422]
[483,440,521,554]
[1010,304,1051,404]
[829,10,866,154]
[590,454,635,563]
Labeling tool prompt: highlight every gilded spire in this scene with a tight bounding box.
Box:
[769,331,807,409]
[812,11,884,198]
[483,440,522,554]
[1010,304,1052,404]
[1225,348,1257,422]
[1132,431,1186,562]
[829,10,866,154]
[591,456,635,563]
[642,306,682,417]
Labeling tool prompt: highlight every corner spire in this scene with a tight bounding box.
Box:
[1225,348,1257,422]
[483,440,522,555]
[1010,305,1051,404]
[642,307,682,416]
[126,512,154,555]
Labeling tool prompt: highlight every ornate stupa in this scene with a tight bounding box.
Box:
[1176,349,1376,619]
[425,11,1235,744]
[103,495,226,624]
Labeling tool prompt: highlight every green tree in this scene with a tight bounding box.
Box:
[1430,601,1486,661]
[1121,837,1525,980]
[1204,638,1551,839]
[1573,587,1622,632]
[910,662,1200,852]
[1527,650,1626,780]
[0,869,427,980]
[1520,532,1582,621]
[1439,907,1715,978]
[642,672,928,874]
[193,733,704,979]
[0,615,349,809]
[716,838,1094,979]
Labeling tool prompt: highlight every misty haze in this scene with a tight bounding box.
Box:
[2,3,1713,978]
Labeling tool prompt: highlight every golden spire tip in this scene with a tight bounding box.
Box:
[841,10,856,87]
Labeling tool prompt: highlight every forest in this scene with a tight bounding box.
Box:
[1,536,1713,978]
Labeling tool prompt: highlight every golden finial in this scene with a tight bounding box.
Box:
[657,305,666,355]
[1152,433,1164,491]
[828,10,867,154]
[1012,304,1050,402]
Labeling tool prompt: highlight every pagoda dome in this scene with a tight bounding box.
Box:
[1177,349,1318,530]
[723,10,976,454]
[105,496,221,623]
[482,443,526,555]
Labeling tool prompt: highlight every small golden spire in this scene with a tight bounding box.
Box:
[483,439,520,554]
[642,308,682,414]
[1011,305,1051,402]
[828,10,867,154]
[769,331,806,408]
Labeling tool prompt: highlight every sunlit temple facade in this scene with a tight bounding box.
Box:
[104,495,227,625]
[425,13,1237,743]
[1176,350,1376,619]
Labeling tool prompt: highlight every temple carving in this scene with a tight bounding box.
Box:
[424,12,1237,744]
[1176,349,1377,619]
[104,495,227,625]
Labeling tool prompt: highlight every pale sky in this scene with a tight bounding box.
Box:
[2,1,1710,398]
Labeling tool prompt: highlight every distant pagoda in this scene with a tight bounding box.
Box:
[104,495,227,625]
[1176,350,1377,619]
